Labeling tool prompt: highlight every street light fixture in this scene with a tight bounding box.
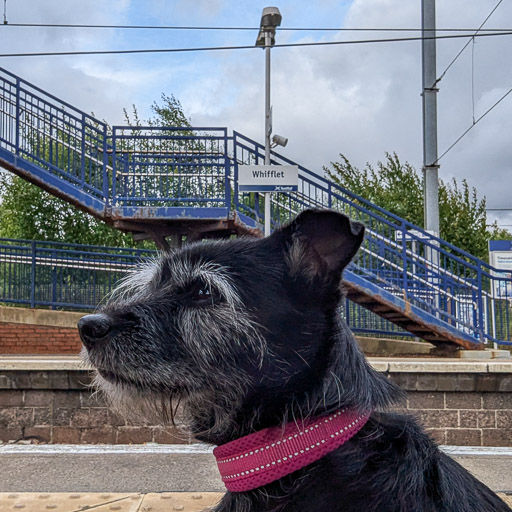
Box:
[255,6,282,237]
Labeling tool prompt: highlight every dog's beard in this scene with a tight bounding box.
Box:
[87,354,253,441]
[91,373,256,445]
[89,371,182,425]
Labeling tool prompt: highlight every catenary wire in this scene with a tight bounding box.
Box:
[433,0,503,87]
[1,30,512,58]
[2,23,512,32]
[435,85,512,164]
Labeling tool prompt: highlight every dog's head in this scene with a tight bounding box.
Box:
[79,209,365,442]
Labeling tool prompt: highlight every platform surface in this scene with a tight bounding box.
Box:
[0,492,222,511]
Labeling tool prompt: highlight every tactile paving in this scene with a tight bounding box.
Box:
[139,493,222,511]
[0,493,143,512]
[0,493,223,512]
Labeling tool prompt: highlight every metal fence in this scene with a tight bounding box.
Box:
[111,126,230,209]
[0,238,153,310]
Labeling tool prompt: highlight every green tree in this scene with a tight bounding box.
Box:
[325,152,510,261]
[0,171,137,246]
[0,94,192,246]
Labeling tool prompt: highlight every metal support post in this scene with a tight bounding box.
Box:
[264,31,272,237]
[422,0,439,237]
[422,0,441,314]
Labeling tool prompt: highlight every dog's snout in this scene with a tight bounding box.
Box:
[78,313,113,349]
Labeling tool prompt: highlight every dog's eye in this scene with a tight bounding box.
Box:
[187,280,222,306]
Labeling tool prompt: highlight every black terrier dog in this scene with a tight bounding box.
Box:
[79,209,509,511]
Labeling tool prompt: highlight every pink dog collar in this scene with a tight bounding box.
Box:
[213,409,371,492]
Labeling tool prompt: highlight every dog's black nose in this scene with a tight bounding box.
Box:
[78,314,113,349]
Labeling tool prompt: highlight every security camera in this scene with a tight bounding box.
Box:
[271,134,288,148]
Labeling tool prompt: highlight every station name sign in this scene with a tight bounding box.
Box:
[239,165,299,192]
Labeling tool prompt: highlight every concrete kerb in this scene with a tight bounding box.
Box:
[1,356,512,373]
[0,306,84,329]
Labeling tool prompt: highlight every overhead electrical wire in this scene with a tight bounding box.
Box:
[431,0,507,164]
[1,30,512,58]
[433,0,503,87]
[435,85,512,164]
[2,23,512,32]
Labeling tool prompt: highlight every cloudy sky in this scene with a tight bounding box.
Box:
[1,0,511,229]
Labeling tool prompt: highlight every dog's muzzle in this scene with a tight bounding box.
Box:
[78,313,114,349]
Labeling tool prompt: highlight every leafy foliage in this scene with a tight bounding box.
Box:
[325,152,510,261]
[0,171,135,246]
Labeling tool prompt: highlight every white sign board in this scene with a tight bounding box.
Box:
[489,241,512,299]
[239,165,298,192]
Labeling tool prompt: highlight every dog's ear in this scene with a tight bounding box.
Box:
[272,209,365,279]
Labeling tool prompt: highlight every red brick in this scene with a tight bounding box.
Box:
[407,392,444,410]
[482,429,512,447]
[116,427,154,444]
[445,392,481,410]
[153,427,190,444]
[24,391,52,406]
[53,426,80,444]
[415,410,458,428]
[80,427,116,444]
[0,427,23,442]
[0,390,24,406]
[23,426,51,443]
[446,429,482,446]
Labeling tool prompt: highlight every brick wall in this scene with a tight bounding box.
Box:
[388,372,512,446]
[0,368,511,446]
[0,370,188,444]
[0,322,81,355]
[0,306,83,355]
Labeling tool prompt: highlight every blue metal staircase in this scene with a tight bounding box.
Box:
[1,67,511,348]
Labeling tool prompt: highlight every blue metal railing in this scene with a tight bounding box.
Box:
[111,126,230,209]
[0,68,108,209]
[1,66,511,345]
[0,238,153,310]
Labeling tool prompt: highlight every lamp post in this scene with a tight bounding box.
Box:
[256,7,282,237]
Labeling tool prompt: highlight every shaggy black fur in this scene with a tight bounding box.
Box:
[79,209,510,512]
